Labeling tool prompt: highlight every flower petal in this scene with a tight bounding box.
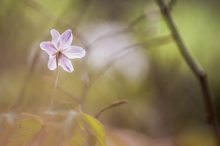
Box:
[62,46,86,59]
[50,29,60,47]
[48,55,57,70]
[58,55,74,73]
[40,41,57,55]
[59,29,73,49]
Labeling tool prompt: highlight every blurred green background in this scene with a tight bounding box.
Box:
[0,0,220,145]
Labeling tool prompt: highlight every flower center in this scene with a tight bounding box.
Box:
[57,51,62,58]
[55,51,62,66]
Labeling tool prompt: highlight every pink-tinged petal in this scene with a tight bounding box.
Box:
[59,29,73,49]
[48,56,57,70]
[58,55,74,73]
[50,29,60,47]
[62,46,86,59]
[40,41,57,55]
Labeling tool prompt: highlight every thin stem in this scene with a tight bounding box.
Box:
[95,100,128,119]
[49,66,60,109]
[54,66,60,90]
[156,0,220,144]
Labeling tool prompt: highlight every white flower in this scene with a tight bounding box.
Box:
[40,29,86,73]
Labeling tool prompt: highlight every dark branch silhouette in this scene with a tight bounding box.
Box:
[156,0,220,145]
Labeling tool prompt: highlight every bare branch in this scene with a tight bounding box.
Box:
[157,1,204,76]
[95,100,128,119]
[156,0,220,144]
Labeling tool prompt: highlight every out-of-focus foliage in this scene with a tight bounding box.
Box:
[0,0,220,145]
[5,111,106,146]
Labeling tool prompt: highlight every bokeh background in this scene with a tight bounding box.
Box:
[1,0,220,145]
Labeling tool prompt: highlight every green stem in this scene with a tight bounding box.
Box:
[49,65,60,109]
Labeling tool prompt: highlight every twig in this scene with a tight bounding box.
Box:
[95,100,128,119]
[156,0,220,144]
